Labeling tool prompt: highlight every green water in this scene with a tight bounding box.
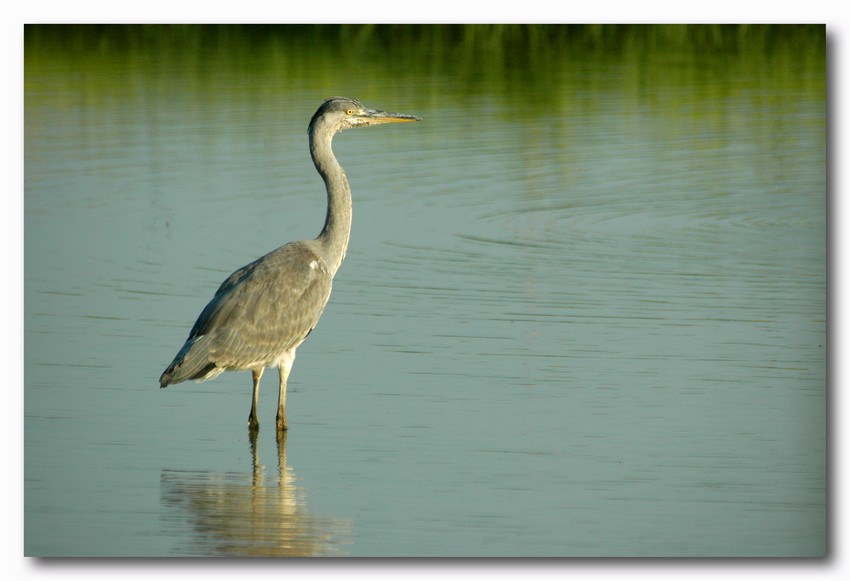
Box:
[24,24,825,557]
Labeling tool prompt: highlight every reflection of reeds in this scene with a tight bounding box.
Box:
[24,24,826,115]
[25,24,824,127]
[24,24,824,104]
[24,23,824,58]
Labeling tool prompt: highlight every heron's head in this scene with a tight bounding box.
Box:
[309,97,420,134]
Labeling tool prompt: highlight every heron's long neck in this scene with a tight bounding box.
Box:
[311,128,352,276]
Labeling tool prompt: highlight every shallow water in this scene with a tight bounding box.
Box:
[24,25,826,557]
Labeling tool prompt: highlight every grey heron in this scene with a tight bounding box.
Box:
[160,97,420,432]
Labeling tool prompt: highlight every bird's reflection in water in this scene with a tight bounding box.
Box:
[160,431,352,556]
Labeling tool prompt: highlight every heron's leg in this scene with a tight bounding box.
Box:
[276,354,294,432]
[249,368,263,431]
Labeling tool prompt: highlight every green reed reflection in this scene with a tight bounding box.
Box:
[25,24,825,110]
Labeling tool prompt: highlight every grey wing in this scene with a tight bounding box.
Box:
[187,242,333,370]
[210,252,265,298]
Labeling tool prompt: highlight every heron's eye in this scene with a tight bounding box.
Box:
[346,109,354,116]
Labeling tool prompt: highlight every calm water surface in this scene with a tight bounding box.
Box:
[24,27,825,557]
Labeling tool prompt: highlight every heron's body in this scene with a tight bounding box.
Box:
[160,97,419,432]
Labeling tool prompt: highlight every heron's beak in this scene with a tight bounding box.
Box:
[362,109,421,123]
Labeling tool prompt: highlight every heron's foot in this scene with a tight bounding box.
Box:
[248,414,260,432]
